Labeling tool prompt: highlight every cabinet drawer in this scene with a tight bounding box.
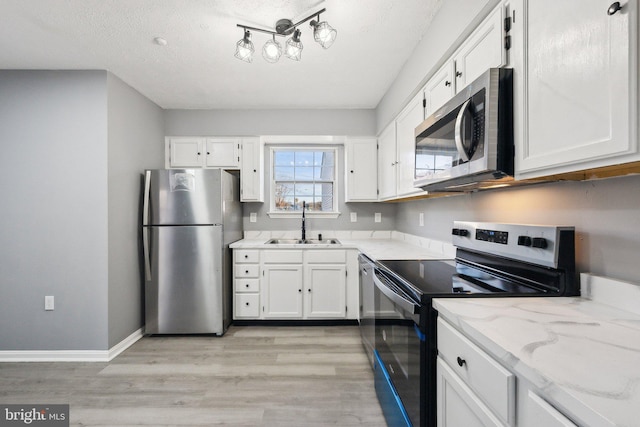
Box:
[235,264,259,278]
[262,250,303,264]
[235,279,259,293]
[305,250,346,263]
[235,294,260,318]
[437,317,515,425]
[235,250,259,263]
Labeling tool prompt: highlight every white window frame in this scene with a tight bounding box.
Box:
[267,146,340,218]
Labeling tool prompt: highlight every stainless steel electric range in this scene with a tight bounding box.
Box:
[372,221,580,427]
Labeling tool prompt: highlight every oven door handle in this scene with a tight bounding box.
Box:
[374,273,419,315]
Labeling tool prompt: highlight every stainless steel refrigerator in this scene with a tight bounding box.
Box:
[142,169,242,335]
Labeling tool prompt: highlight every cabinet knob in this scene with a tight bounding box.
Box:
[308,289,311,293]
[207,152,210,155]
[298,289,302,293]
[456,356,466,367]
[245,302,250,306]
[245,283,249,288]
[245,270,249,274]
[253,169,257,172]
[244,254,249,259]
[197,152,201,155]
[607,1,622,15]
[445,80,451,87]
[350,170,354,173]
[456,71,462,77]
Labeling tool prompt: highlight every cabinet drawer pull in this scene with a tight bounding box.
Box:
[457,356,466,367]
[245,270,249,274]
[245,284,250,288]
[244,254,249,259]
[245,302,250,306]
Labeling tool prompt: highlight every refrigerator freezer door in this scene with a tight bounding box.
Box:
[145,225,224,334]
[145,169,223,225]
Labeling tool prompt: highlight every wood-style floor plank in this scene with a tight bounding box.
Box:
[0,325,387,426]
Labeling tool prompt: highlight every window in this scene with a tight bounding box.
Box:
[269,147,338,217]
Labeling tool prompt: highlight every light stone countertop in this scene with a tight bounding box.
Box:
[433,274,640,427]
[229,230,456,261]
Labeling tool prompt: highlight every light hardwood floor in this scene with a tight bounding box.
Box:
[0,325,387,426]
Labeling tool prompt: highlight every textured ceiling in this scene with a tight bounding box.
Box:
[0,0,442,109]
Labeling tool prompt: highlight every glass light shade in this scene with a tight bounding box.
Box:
[262,37,282,63]
[313,21,337,49]
[234,30,254,62]
[285,30,303,61]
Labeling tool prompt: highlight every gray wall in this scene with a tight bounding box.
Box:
[395,175,640,284]
[0,71,110,350]
[0,71,164,351]
[107,74,164,347]
[164,109,376,136]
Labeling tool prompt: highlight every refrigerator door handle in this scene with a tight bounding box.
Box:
[142,227,152,281]
[143,170,151,226]
[142,171,152,281]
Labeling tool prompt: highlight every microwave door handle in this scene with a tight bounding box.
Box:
[454,98,472,162]
[374,273,419,314]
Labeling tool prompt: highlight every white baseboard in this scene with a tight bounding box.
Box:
[0,327,144,362]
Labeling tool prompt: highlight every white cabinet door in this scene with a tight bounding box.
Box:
[304,264,346,318]
[345,137,378,201]
[425,62,456,116]
[262,265,303,318]
[168,137,204,168]
[240,137,264,202]
[512,0,637,179]
[377,122,397,200]
[453,5,505,90]
[520,389,577,427]
[205,138,239,168]
[395,91,425,197]
[437,358,506,427]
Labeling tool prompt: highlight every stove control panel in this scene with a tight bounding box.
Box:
[452,221,575,269]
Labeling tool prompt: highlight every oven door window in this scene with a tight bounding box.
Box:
[375,283,422,426]
[416,89,486,180]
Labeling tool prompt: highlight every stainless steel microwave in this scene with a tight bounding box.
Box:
[414,68,513,192]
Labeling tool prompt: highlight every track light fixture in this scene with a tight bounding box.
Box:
[235,8,337,63]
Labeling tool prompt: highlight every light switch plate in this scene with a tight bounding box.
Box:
[45,296,54,311]
[250,212,257,223]
[350,212,357,222]
[375,213,382,223]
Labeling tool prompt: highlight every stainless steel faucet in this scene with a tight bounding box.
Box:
[301,200,306,241]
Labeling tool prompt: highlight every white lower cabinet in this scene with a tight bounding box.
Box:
[437,316,578,427]
[437,358,506,427]
[232,248,356,320]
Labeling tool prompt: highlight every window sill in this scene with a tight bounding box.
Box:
[267,211,341,219]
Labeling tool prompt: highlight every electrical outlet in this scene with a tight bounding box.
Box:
[250,212,257,223]
[419,212,424,227]
[374,213,382,223]
[350,212,357,222]
[45,296,54,311]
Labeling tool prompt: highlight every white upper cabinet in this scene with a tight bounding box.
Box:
[345,137,378,202]
[425,62,456,117]
[453,5,506,90]
[395,91,427,197]
[166,136,240,169]
[167,137,204,168]
[377,121,398,200]
[239,137,264,202]
[511,0,638,179]
[204,138,240,168]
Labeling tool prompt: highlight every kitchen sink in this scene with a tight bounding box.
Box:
[266,238,341,245]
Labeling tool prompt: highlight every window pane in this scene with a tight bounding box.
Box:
[274,166,294,181]
[295,183,314,197]
[316,151,334,166]
[295,151,314,167]
[274,151,294,166]
[295,167,314,180]
[274,183,294,209]
[317,165,334,180]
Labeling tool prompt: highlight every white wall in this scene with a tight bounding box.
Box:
[0,71,110,350]
[107,74,164,347]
